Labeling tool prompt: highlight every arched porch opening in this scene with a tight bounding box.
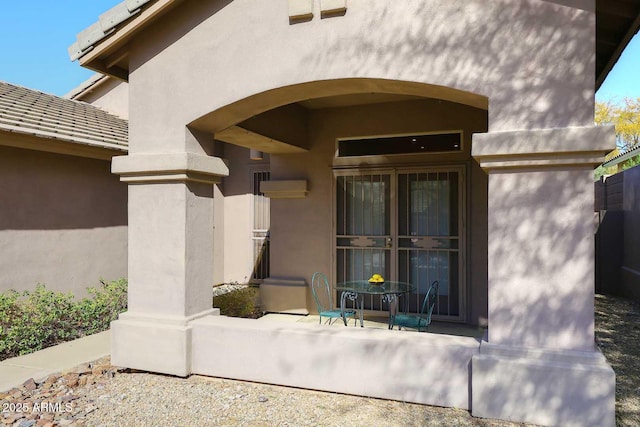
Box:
[189,78,488,156]
[193,78,489,326]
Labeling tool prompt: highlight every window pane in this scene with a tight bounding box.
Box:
[338,133,461,157]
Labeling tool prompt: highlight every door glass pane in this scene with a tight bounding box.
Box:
[397,172,459,317]
[336,174,391,310]
[337,248,390,310]
[337,175,389,236]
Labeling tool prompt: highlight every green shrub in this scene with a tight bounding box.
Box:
[213,286,261,318]
[0,279,127,360]
[2,285,77,356]
[0,290,21,357]
[76,278,128,335]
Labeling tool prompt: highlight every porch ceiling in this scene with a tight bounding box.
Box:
[70,0,640,92]
[214,103,309,154]
[213,94,423,154]
[212,93,486,155]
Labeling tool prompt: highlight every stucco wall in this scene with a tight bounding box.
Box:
[124,0,594,154]
[0,145,127,297]
[76,77,129,120]
[219,143,270,284]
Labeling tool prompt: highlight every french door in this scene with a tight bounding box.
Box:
[335,167,464,320]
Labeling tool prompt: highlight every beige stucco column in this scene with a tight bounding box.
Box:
[110,153,228,376]
[470,126,616,426]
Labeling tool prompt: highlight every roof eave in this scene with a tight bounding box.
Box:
[0,129,128,161]
[596,10,640,90]
[73,0,181,81]
[64,73,110,100]
[602,145,640,168]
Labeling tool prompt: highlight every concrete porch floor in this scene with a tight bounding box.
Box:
[257,312,486,339]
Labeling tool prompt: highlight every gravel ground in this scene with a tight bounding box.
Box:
[2,294,637,426]
[594,294,640,427]
[78,373,528,427]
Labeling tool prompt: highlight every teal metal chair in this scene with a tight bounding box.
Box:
[311,272,357,326]
[389,280,439,332]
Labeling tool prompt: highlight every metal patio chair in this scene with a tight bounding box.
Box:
[311,272,357,326]
[390,280,439,332]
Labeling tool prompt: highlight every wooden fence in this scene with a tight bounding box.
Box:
[595,166,640,301]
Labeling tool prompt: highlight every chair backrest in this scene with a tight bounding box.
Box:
[311,272,332,312]
[419,280,439,324]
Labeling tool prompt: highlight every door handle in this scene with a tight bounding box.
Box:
[386,237,393,248]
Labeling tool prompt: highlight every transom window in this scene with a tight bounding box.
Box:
[337,132,462,157]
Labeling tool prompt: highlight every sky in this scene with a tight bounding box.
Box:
[0,1,638,100]
[596,33,640,103]
[0,1,121,97]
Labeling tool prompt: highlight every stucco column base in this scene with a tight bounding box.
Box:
[111,309,220,377]
[471,340,615,427]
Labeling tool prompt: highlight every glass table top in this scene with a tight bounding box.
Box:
[335,280,415,294]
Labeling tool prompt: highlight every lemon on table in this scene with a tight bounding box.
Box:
[369,274,384,283]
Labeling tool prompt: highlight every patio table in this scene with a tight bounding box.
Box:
[335,281,415,328]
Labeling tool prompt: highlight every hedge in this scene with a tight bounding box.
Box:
[0,279,127,360]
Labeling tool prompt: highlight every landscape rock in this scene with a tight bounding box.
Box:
[62,373,79,388]
[0,357,122,426]
[90,366,106,376]
[21,379,36,392]
[74,365,91,376]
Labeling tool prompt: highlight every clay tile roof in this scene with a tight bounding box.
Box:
[602,144,640,168]
[0,81,128,152]
[68,0,154,61]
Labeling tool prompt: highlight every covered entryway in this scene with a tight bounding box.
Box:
[72,1,617,425]
[196,82,490,323]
